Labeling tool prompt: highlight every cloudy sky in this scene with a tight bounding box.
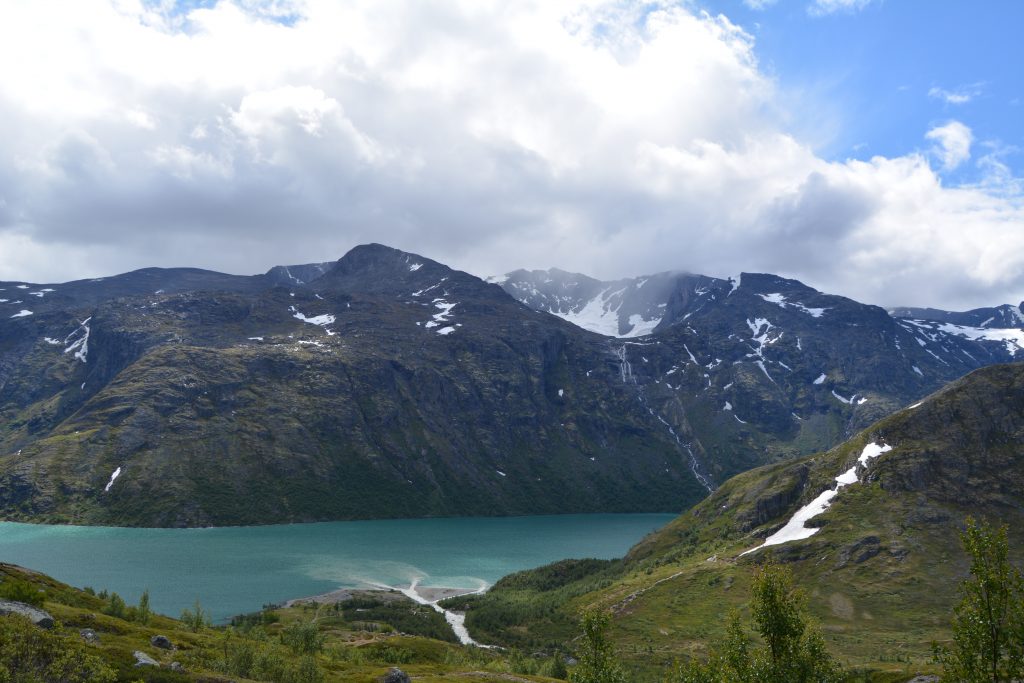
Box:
[0,0,1021,309]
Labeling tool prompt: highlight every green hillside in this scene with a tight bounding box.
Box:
[0,562,568,682]
[452,362,1024,681]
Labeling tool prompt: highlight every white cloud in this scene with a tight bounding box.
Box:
[928,83,984,105]
[926,121,973,171]
[808,0,875,17]
[744,0,779,9]
[0,0,1021,310]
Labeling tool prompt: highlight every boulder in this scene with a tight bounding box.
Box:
[133,651,159,667]
[0,600,54,629]
[167,661,186,673]
[151,634,173,649]
[79,628,100,644]
[381,667,411,683]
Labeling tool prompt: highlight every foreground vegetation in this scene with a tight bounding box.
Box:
[0,563,566,682]
[5,515,1024,682]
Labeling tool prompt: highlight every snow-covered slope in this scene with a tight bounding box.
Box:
[888,302,1024,329]
[498,268,679,337]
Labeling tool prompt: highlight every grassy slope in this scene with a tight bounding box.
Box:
[0,563,564,683]
[457,362,1024,682]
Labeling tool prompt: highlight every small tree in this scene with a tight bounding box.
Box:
[103,592,126,619]
[181,598,210,633]
[674,563,841,683]
[136,589,151,625]
[568,610,626,683]
[547,654,569,680]
[935,517,1024,682]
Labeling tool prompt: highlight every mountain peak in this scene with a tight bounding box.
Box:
[325,244,440,279]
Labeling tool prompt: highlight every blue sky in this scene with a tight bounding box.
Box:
[702,0,1023,183]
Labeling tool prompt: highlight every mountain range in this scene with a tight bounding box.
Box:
[1,244,1021,526]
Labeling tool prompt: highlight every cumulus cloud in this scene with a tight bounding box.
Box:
[0,0,1021,310]
[926,121,973,171]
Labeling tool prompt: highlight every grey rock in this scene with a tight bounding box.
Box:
[79,628,100,644]
[381,667,411,683]
[151,634,173,649]
[0,600,54,629]
[133,651,159,667]
[167,661,185,673]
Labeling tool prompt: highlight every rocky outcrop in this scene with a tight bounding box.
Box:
[0,600,54,628]
[133,651,159,667]
[151,634,173,649]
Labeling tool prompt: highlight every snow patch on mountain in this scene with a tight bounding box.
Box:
[64,317,92,363]
[741,442,893,555]
[104,466,122,492]
[290,306,336,327]
[928,321,1024,355]
[557,287,661,337]
[757,292,827,317]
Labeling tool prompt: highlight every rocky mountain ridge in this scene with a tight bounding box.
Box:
[1,244,1020,526]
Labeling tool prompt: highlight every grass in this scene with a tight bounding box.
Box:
[0,562,565,682]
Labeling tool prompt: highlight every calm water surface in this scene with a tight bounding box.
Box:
[0,514,673,622]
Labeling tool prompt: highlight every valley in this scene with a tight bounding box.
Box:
[3,245,1024,682]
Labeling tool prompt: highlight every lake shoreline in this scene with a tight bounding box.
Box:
[282,584,479,608]
[0,513,674,622]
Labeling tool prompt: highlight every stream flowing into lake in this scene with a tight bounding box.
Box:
[0,513,674,624]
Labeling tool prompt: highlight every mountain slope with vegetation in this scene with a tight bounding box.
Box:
[0,561,567,682]
[0,245,709,526]
[1,243,1020,527]
[452,362,1024,681]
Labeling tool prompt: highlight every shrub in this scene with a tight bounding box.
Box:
[102,592,126,619]
[0,578,45,607]
[0,613,116,682]
[281,619,324,655]
[181,599,210,632]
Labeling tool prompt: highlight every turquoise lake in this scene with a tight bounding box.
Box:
[0,514,674,622]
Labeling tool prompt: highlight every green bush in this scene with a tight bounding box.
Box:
[0,578,45,607]
[181,599,210,632]
[672,563,842,683]
[102,592,126,619]
[281,620,324,655]
[0,614,116,683]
